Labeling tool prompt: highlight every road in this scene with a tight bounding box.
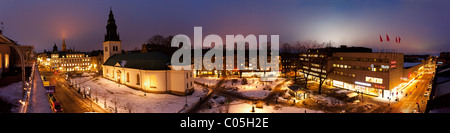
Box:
[389,69,434,113]
[186,78,225,113]
[38,65,108,113]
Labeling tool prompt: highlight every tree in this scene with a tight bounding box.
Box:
[296,40,323,89]
[112,96,119,113]
[315,55,333,94]
[163,35,174,47]
[125,102,134,113]
[147,35,165,45]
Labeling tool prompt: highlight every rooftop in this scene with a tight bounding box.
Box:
[103,52,171,70]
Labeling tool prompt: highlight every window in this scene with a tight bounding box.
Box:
[105,46,108,52]
[126,73,130,83]
[136,74,140,85]
[4,54,9,68]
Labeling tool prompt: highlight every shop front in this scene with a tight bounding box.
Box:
[332,80,381,96]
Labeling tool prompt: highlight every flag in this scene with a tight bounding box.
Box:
[379,35,383,42]
[395,36,398,43]
[398,37,401,43]
[386,34,390,42]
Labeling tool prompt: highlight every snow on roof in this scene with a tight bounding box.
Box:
[403,62,422,68]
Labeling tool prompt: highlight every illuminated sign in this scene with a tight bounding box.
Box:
[381,65,389,69]
[438,62,443,64]
[355,81,371,87]
[391,65,396,68]
[365,76,383,84]
[375,84,385,89]
[391,61,396,64]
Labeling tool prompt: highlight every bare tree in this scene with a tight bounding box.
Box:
[112,96,119,113]
[296,40,324,89]
[163,35,174,47]
[147,35,165,45]
[125,102,134,113]
[314,56,334,94]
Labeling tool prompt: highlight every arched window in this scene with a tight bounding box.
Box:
[136,74,140,85]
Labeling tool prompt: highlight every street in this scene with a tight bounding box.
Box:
[38,65,108,113]
[389,70,434,113]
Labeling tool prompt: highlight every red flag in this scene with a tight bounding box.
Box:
[386,34,390,42]
[379,35,383,42]
[398,37,401,43]
[395,36,398,43]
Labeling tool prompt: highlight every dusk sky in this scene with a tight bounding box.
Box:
[1,0,450,55]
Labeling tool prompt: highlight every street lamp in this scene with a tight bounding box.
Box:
[185,89,189,107]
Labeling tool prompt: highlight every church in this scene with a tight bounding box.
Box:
[101,9,194,95]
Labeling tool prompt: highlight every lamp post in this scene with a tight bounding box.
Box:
[185,89,188,107]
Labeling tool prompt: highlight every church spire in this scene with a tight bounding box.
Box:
[62,37,67,52]
[105,7,120,42]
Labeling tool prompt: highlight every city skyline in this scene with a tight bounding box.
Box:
[1,0,449,54]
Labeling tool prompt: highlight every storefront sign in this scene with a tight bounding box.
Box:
[391,65,396,68]
[355,81,371,87]
[391,61,396,64]
[381,65,389,69]
[375,84,385,89]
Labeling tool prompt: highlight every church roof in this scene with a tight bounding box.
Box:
[103,52,171,70]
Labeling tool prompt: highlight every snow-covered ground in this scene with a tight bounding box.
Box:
[0,82,22,112]
[222,78,285,99]
[227,101,323,113]
[72,74,208,113]
[194,77,221,86]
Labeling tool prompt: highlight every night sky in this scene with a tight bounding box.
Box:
[1,0,449,55]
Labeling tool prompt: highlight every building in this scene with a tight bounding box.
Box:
[329,52,403,97]
[0,31,13,77]
[101,9,193,95]
[297,45,409,98]
[193,49,281,79]
[102,52,194,95]
[402,62,425,81]
[427,63,450,113]
[49,52,91,72]
[0,30,35,78]
[38,39,92,72]
[437,52,450,66]
[89,50,103,72]
[298,46,372,85]
[103,9,122,63]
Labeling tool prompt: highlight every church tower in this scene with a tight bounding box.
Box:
[62,37,67,52]
[103,7,122,63]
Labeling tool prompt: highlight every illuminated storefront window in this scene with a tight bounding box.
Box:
[333,80,344,88]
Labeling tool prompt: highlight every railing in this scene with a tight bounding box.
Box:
[19,62,36,113]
